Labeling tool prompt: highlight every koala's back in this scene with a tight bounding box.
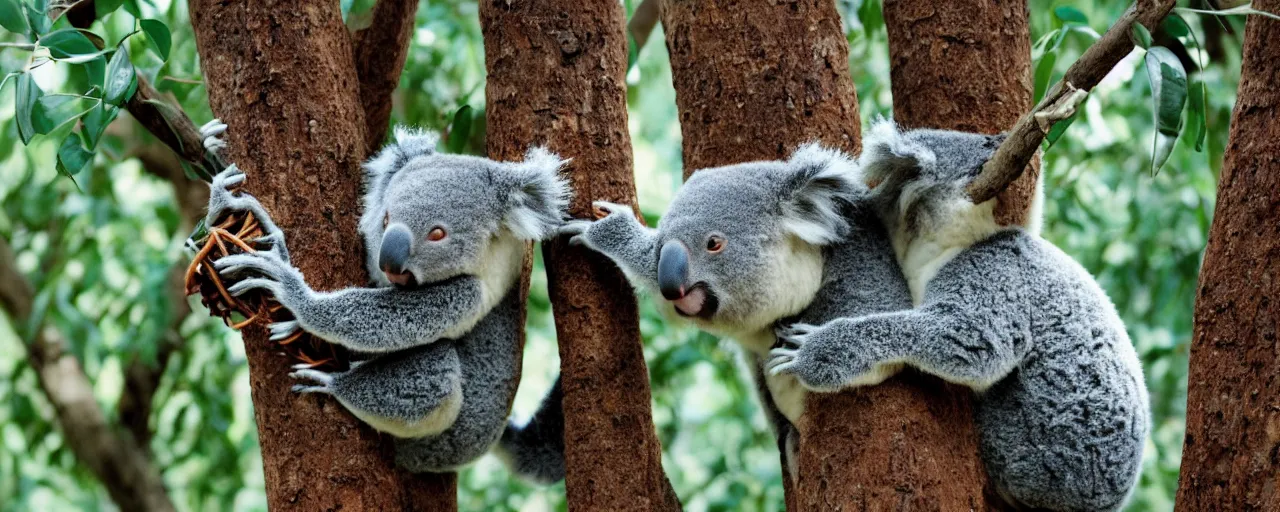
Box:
[945,231,1148,511]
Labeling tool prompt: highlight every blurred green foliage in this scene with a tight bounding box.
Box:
[0,0,1252,511]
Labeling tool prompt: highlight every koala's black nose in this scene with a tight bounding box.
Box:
[379,224,414,275]
[658,240,690,300]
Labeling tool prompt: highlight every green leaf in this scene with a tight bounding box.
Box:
[104,46,137,106]
[446,105,473,154]
[1131,24,1152,49]
[122,0,141,17]
[96,0,126,18]
[15,73,42,144]
[23,1,50,37]
[34,95,89,133]
[82,103,119,149]
[0,0,28,35]
[1044,111,1079,147]
[139,19,170,60]
[40,29,99,59]
[1175,4,1280,21]
[1145,47,1188,175]
[56,133,92,177]
[1160,15,1189,38]
[1054,6,1089,25]
[1188,80,1207,152]
[1034,52,1056,103]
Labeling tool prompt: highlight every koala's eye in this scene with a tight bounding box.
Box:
[427,227,447,242]
[706,235,726,254]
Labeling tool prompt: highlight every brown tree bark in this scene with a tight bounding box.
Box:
[188,2,454,510]
[353,0,422,149]
[1175,3,1280,510]
[481,1,681,510]
[659,0,861,508]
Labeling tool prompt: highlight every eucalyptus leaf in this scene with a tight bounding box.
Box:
[1054,6,1089,25]
[56,133,92,177]
[140,19,171,60]
[447,105,473,154]
[1034,52,1056,102]
[122,0,140,17]
[1045,111,1079,147]
[15,73,42,144]
[1131,24,1152,49]
[40,29,99,59]
[104,47,138,106]
[1145,47,1187,175]
[35,95,90,134]
[96,0,126,18]
[0,0,28,35]
[23,1,50,37]
[82,103,119,149]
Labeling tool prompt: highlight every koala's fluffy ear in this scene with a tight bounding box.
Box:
[779,143,863,245]
[858,117,935,186]
[364,127,440,198]
[501,147,572,240]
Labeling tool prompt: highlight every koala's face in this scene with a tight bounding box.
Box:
[378,156,507,287]
[363,148,567,289]
[654,153,852,335]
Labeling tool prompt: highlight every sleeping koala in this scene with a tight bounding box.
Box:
[769,120,1150,511]
[559,145,912,466]
[206,126,567,483]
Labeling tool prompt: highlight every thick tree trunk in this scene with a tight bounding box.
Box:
[884,0,1037,227]
[659,0,860,508]
[188,2,454,510]
[1175,3,1280,510]
[481,1,681,510]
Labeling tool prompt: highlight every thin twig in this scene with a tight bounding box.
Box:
[966,0,1177,204]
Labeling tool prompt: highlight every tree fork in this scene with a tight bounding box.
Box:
[480,0,681,509]
[188,2,454,509]
[1175,1,1280,509]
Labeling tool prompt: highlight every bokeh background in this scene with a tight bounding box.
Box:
[0,1,1244,510]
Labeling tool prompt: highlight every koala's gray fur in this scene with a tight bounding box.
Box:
[771,120,1149,511]
[204,126,568,483]
[561,145,911,470]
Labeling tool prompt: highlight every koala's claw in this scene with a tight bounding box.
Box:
[200,118,228,139]
[216,251,289,280]
[766,346,800,376]
[211,165,245,190]
[289,368,335,395]
[269,321,301,341]
[227,277,282,297]
[558,220,592,246]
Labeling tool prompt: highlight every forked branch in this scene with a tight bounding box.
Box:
[967,0,1177,204]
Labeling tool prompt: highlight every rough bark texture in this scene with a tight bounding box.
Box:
[660,0,861,507]
[188,2,455,509]
[0,239,176,512]
[884,0,1036,227]
[1175,3,1280,510]
[481,1,681,510]
[353,0,421,150]
[661,0,863,177]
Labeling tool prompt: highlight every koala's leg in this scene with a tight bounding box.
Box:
[772,299,1028,392]
[396,289,523,474]
[295,342,464,439]
[216,249,488,352]
[558,202,659,290]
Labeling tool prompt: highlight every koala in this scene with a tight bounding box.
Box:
[204,125,568,483]
[769,120,1150,511]
[559,145,913,469]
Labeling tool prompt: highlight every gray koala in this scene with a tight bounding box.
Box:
[768,120,1149,511]
[204,125,568,483]
[559,145,912,469]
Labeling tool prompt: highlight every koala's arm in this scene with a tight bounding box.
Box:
[771,265,1031,392]
[559,202,659,291]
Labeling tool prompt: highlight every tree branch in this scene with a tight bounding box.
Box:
[0,239,176,512]
[352,0,421,151]
[966,0,1177,204]
[628,0,660,56]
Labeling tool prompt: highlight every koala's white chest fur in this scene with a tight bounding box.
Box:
[893,198,1001,304]
[738,330,809,425]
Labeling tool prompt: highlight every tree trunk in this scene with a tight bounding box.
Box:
[1175,3,1280,510]
[481,1,681,510]
[188,2,454,510]
[659,0,860,508]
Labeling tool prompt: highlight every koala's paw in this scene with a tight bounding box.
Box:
[289,363,336,395]
[558,201,637,248]
[200,118,228,157]
[768,323,872,392]
[216,249,307,307]
[268,320,301,342]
